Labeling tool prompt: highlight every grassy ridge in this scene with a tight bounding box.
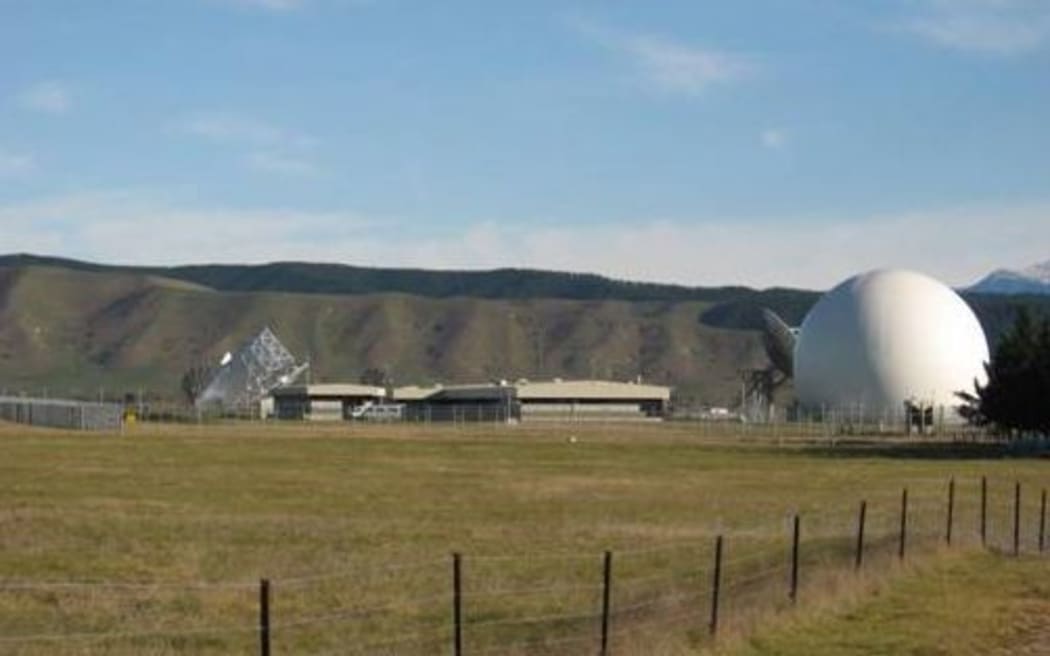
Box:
[0,265,765,402]
[4,256,1050,405]
[0,421,1046,654]
[0,254,769,302]
[726,551,1050,656]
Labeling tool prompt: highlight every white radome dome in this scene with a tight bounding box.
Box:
[794,269,989,421]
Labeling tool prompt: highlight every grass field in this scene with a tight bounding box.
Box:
[0,420,1046,655]
[724,551,1050,656]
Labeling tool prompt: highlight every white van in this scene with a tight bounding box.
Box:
[349,403,405,422]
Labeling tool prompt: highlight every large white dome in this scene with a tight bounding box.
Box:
[794,269,989,421]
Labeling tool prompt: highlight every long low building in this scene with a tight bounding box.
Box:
[272,384,387,421]
[393,379,670,423]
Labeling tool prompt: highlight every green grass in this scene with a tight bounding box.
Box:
[0,421,1046,654]
[725,551,1050,656]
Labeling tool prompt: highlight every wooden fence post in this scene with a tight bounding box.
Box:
[453,553,463,656]
[709,535,723,637]
[1013,482,1021,557]
[259,579,271,656]
[855,500,866,570]
[790,515,800,603]
[600,551,613,656]
[1040,489,1047,553]
[980,476,987,547]
[899,488,908,561]
[947,477,955,546]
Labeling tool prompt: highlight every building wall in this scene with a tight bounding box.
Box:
[399,398,666,423]
[402,401,516,423]
[273,394,382,421]
[520,401,663,421]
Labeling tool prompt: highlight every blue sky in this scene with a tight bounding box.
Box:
[2,0,1049,288]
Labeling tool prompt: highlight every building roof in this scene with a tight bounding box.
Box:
[392,379,669,403]
[390,385,442,401]
[516,379,671,401]
[391,383,511,402]
[272,383,387,398]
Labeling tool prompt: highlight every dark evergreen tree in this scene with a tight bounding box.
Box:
[958,308,1050,437]
[180,365,214,405]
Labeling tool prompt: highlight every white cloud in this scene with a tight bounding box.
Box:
[898,0,1050,54]
[16,80,72,114]
[0,149,36,176]
[222,0,307,11]
[574,22,754,95]
[179,113,320,175]
[623,36,753,95]
[0,191,373,264]
[0,191,1046,289]
[246,151,318,176]
[760,129,787,149]
[180,113,316,148]
[402,205,1047,290]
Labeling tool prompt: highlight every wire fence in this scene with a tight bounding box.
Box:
[0,396,123,432]
[0,477,1046,655]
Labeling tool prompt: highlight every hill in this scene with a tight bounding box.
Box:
[1,255,1048,404]
[0,263,767,404]
[0,253,765,302]
[969,259,1050,296]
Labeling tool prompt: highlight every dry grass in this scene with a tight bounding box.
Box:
[0,420,1046,654]
[720,549,1050,656]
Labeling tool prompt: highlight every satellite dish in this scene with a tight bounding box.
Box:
[760,309,797,377]
[195,328,308,411]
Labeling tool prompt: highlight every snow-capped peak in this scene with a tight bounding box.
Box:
[969,260,1050,296]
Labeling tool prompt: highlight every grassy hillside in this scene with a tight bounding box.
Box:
[0,253,763,302]
[0,264,766,402]
[2,255,1049,402]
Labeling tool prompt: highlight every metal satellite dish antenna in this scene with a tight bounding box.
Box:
[740,308,798,422]
[760,309,797,378]
[195,327,309,411]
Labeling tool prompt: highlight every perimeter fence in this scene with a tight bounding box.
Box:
[0,477,1046,655]
[0,396,123,432]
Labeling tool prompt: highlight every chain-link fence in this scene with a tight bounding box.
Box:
[0,396,123,432]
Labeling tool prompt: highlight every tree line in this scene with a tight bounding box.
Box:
[959,308,1050,438]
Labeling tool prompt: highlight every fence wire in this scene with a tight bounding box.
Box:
[0,396,122,431]
[0,476,1046,655]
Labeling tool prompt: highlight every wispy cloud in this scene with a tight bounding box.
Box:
[0,190,373,264]
[179,112,320,175]
[574,21,754,96]
[181,113,316,148]
[393,205,1048,289]
[16,80,72,114]
[218,0,374,12]
[1,190,1045,289]
[0,149,36,176]
[246,151,318,176]
[760,128,787,150]
[898,0,1050,55]
[221,0,307,11]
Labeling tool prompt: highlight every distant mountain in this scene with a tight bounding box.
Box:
[969,260,1050,296]
[0,254,1048,402]
[0,253,768,303]
[0,261,768,404]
